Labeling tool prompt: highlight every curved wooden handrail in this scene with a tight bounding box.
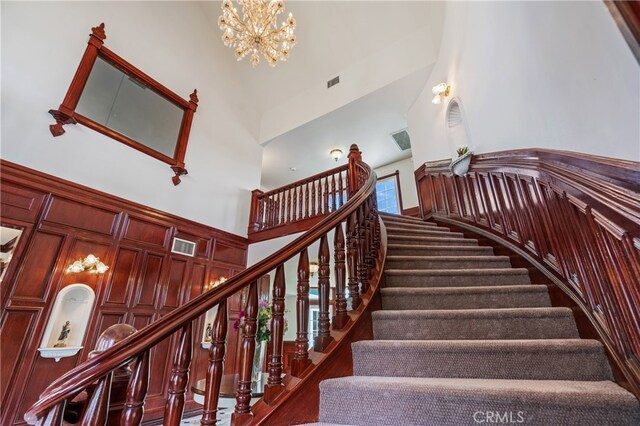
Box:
[416,147,640,397]
[26,145,380,424]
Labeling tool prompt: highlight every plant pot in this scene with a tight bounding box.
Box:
[450,151,473,176]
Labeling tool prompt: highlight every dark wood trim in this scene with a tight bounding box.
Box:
[416,148,640,399]
[606,0,640,63]
[401,206,420,217]
[48,23,198,185]
[24,148,381,425]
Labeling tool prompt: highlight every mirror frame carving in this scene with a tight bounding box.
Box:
[48,23,198,185]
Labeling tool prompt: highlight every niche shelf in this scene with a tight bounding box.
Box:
[201,305,219,350]
[38,283,96,362]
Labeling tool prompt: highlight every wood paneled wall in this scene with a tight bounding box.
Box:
[0,160,248,425]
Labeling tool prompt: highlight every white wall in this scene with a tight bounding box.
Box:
[375,157,419,210]
[408,1,640,164]
[1,1,263,236]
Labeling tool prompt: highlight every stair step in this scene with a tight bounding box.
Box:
[372,307,579,340]
[383,221,444,231]
[352,339,613,381]
[385,268,531,287]
[380,213,436,225]
[381,285,550,310]
[387,235,478,246]
[386,226,462,238]
[386,255,511,270]
[388,244,494,257]
[319,376,640,426]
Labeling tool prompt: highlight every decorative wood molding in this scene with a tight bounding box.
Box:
[23,146,383,426]
[415,148,640,398]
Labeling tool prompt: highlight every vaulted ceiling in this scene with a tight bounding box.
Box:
[200,1,445,189]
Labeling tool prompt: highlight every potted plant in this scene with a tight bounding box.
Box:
[450,145,473,176]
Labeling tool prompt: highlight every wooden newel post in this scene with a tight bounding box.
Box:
[200,300,228,426]
[291,249,312,377]
[347,144,362,197]
[248,189,264,234]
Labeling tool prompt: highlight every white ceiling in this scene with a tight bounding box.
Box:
[260,66,432,189]
[200,1,444,190]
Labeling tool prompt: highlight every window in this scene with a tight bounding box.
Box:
[376,171,402,214]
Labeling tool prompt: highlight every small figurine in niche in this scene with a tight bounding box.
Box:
[54,321,71,347]
[205,323,212,342]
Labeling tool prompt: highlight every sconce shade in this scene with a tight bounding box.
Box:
[309,261,319,276]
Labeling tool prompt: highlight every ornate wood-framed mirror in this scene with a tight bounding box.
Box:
[49,23,198,185]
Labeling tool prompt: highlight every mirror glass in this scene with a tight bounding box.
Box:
[0,226,23,282]
[76,57,185,158]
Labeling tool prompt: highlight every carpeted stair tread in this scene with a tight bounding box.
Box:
[381,285,550,309]
[386,255,511,269]
[379,213,437,224]
[387,235,479,246]
[351,339,613,381]
[385,268,531,287]
[319,376,640,426]
[385,226,461,237]
[388,244,494,256]
[372,307,579,340]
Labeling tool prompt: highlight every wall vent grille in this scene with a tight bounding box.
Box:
[391,129,411,151]
[171,237,196,257]
[327,76,340,88]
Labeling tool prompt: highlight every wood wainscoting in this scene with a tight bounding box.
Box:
[0,160,248,425]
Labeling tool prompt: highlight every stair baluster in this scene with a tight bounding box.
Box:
[347,213,361,310]
[80,372,112,425]
[292,248,312,377]
[200,300,227,426]
[332,221,349,329]
[35,402,65,426]
[164,322,192,425]
[232,281,258,422]
[265,264,286,403]
[357,205,369,294]
[121,350,150,426]
[314,234,334,351]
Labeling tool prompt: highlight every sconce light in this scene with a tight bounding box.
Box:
[207,276,228,291]
[309,261,319,277]
[330,149,343,162]
[432,82,451,105]
[66,254,109,274]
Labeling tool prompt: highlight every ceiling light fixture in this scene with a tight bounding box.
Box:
[432,82,451,105]
[330,149,343,162]
[218,0,297,67]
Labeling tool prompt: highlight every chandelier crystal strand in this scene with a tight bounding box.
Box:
[219,0,296,67]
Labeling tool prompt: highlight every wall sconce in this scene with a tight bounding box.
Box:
[207,276,228,291]
[66,254,109,274]
[309,261,319,277]
[432,82,451,105]
[330,149,343,162]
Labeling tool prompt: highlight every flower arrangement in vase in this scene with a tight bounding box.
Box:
[450,145,473,176]
[234,298,288,382]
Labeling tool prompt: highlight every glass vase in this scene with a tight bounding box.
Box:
[252,339,267,383]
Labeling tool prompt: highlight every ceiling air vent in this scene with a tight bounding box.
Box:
[327,76,340,88]
[391,129,411,151]
[171,237,196,257]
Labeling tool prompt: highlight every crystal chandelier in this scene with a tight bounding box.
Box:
[218,0,297,67]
